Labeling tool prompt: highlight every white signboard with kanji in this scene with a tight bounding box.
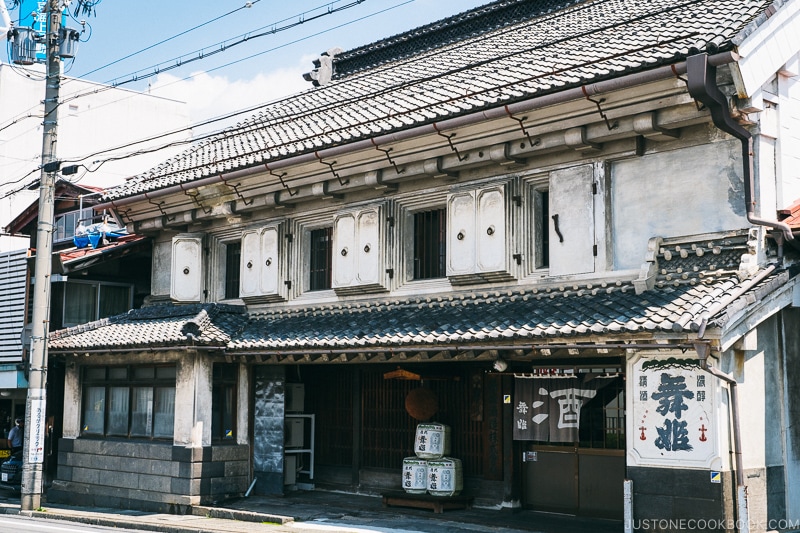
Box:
[628,355,720,469]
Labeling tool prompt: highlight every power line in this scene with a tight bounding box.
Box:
[74,0,262,79]
[0,0,360,134]
[52,0,369,114]
[105,1,365,88]
[2,0,447,196]
[1,0,448,198]
[8,0,414,168]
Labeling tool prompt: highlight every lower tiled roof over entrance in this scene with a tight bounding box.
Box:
[46,267,792,357]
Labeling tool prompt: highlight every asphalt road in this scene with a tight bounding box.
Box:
[0,514,151,533]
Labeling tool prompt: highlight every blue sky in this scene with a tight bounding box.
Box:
[5,0,491,126]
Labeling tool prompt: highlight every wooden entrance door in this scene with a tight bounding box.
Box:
[523,446,624,518]
[522,374,625,518]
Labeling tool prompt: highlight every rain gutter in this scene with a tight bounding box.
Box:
[52,341,701,356]
[686,53,794,243]
[95,52,738,213]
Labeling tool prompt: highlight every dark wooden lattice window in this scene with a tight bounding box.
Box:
[360,368,483,476]
[212,364,238,442]
[305,367,354,466]
[413,208,446,280]
[579,375,625,450]
[225,242,241,299]
[309,227,333,291]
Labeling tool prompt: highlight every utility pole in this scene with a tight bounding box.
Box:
[21,0,62,511]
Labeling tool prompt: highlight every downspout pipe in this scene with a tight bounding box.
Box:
[686,53,793,244]
[693,342,749,533]
[94,52,738,213]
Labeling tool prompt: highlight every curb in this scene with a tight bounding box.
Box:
[193,505,294,525]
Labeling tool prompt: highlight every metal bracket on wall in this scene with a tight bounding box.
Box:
[315,152,349,186]
[372,139,404,175]
[116,207,133,225]
[504,106,541,149]
[220,173,254,206]
[433,123,468,162]
[183,189,212,215]
[145,193,170,218]
[265,164,298,196]
[581,86,618,131]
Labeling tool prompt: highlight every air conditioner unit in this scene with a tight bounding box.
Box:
[285,417,304,448]
[284,454,297,485]
[285,383,305,413]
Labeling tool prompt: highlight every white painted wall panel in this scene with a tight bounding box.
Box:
[447,191,476,276]
[612,141,748,270]
[333,212,356,288]
[476,187,506,273]
[778,74,800,208]
[356,209,380,285]
[261,226,280,295]
[170,235,203,303]
[240,230,261,298]
[549,165,595,276]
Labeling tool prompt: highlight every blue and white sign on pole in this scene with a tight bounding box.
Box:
[29,394,46,464]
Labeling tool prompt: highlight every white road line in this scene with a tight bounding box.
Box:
[0,516,124,532]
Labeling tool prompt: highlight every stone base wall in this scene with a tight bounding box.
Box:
[47,439,249,513]
[628,466,734,532]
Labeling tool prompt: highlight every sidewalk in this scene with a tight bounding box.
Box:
[0,488,624,533]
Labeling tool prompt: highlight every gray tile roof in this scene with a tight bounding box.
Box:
[46,268,791,354]
[105,0,777,201]
[230,270,789,352]
[48,303,247,351]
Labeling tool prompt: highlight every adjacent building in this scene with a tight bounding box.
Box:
[41,0,800,531]
[0,18,189,454]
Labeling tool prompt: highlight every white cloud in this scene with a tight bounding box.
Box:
[148,58,313,135]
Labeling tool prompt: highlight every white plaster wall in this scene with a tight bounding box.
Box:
[61,363,81,439]
[237,363,249,446]
[777,73,800,208]
[740,350,767,470]
[174,353,213,447]
[611,140,749,270]
[151,238,173,298]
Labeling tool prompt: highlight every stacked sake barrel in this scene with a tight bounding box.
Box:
[401,423,462,496]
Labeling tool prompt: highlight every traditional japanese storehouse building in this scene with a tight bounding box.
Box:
[44,1,800,530]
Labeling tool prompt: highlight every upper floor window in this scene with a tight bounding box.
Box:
[62,280,132,327]
[81,365,176,440]
[309,227,333,291]
[524,164,602,277]
[225,242,241,299]
[54,208,94,243]
[413,208,446,280]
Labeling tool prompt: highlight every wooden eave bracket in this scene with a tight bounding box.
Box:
[633,112,679,141]
[564,126,601,152]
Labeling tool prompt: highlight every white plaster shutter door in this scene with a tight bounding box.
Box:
[261,226,281,295]
[170,234,204,302]
[548,164,595,276]
[447,191,476,276]
[239,229,261,298]
[476,186,506,273]
[356,207,381,285]
[333,212,356,288]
